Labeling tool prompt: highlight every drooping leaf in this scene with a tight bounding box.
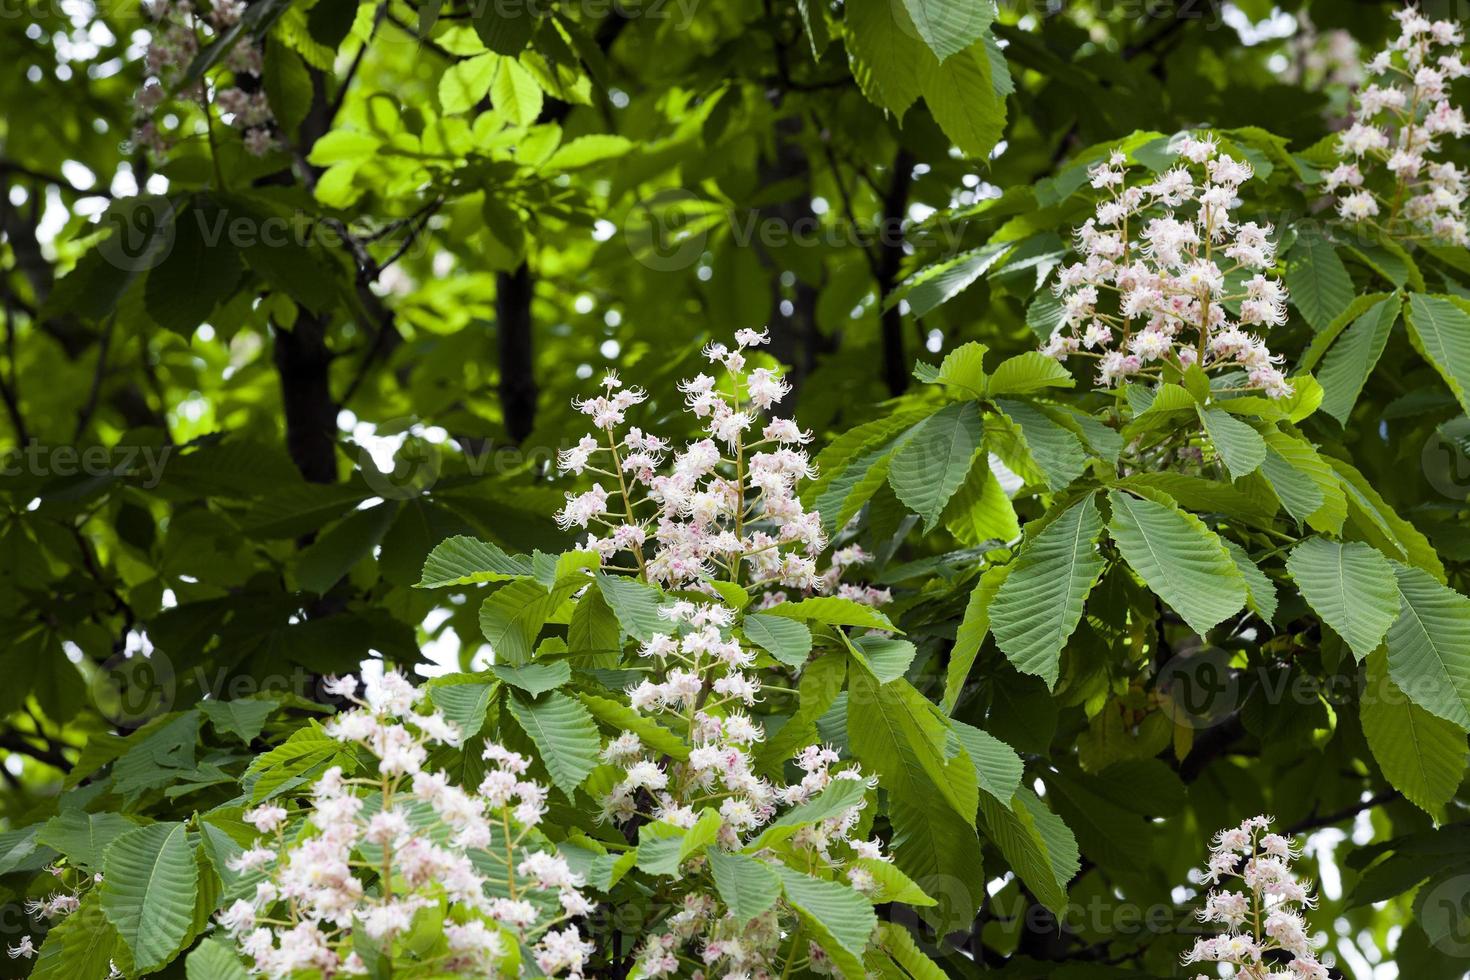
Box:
[1198,407,1266,481]
[951,720,1023,803]
[773,865,878,979]
[899,0,994,61]
[1285,227,1353,330]
[706,851,782,924]
[975,786,1078,916]
[418,535,532,587]
[1106,490,1247,637]
[1362,651,1467,820]
[99,822,198,973]
[1286,537,1399,661]
[944,564,1009,712]
[990,495,1105,688]
[1405,293,1470,416]
[1385,564,1470,731]
[1317,295,1401,424]
[742,613,814,668]
[506,692,601,798]
[887,401,984,532]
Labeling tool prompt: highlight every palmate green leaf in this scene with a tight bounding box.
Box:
[568,585,621,661]
[875,922,948,980]
[804,410,931,510]
[761,596,898,632]
[1362,651,1467,820]
[919,33,1012,159]
[887,401,984,532]
[506,692,601,798]
[772,865,878,980]
[846,670,984,931]
[490,57,543,125]
[37,811,141,874]
[295,500,397,594]
[984,351,1076,397]
[144,197,244,337]
[990,495,1105,689]
[417,535,532,587]
[1386,564,1470,731]
[742,613,813,668]
[199,697,280,744]
[428,678,499,736]
[756,653,844,775]
[976,786,1078,916]
[914,341,988,394]
[577,691,690,760]
[816,441,901,536]
[951,719,1023,803]
[1299,291,1396,371]
[888,242,1010,317]
[491,660,571,697]
[995,399,1088,491]
[1328,457,1446,581]
[944,563,1009,713]
[185,938,251,980]
[1285,226,1353,330]
[1106,490,1247,637]
[478,576,581,666]
[593,572,665,642]
[851,858,935,906]
[706,851,782,924]
[1260,430,1347,534]
[943,454,1020,547]
[244,723,351,803]
[1316,295,1401,424]
[900,0,994,61]
[843,0,923,117]
[1198,407,1265,481]
[847,635,918,683]
[1285,538,1399,661]
[99,822,198,973]
[1405,293,1470,416]
[1223,539,1278,624]
[749,778,868,850]
[636,809,722,876]
[438,51,497,113]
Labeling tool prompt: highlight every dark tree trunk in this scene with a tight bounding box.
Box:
[496,262,538,445]
[877,148,916,397]
[272,312,338,484]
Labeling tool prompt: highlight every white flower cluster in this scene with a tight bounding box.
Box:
[1041,136,1294,398]
[600,600,888,977]
[218,666,594,979]
[135,0,276,158]
[556,329,886,605]
[1185,817,1325,980]
[1326,8,1467,244]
